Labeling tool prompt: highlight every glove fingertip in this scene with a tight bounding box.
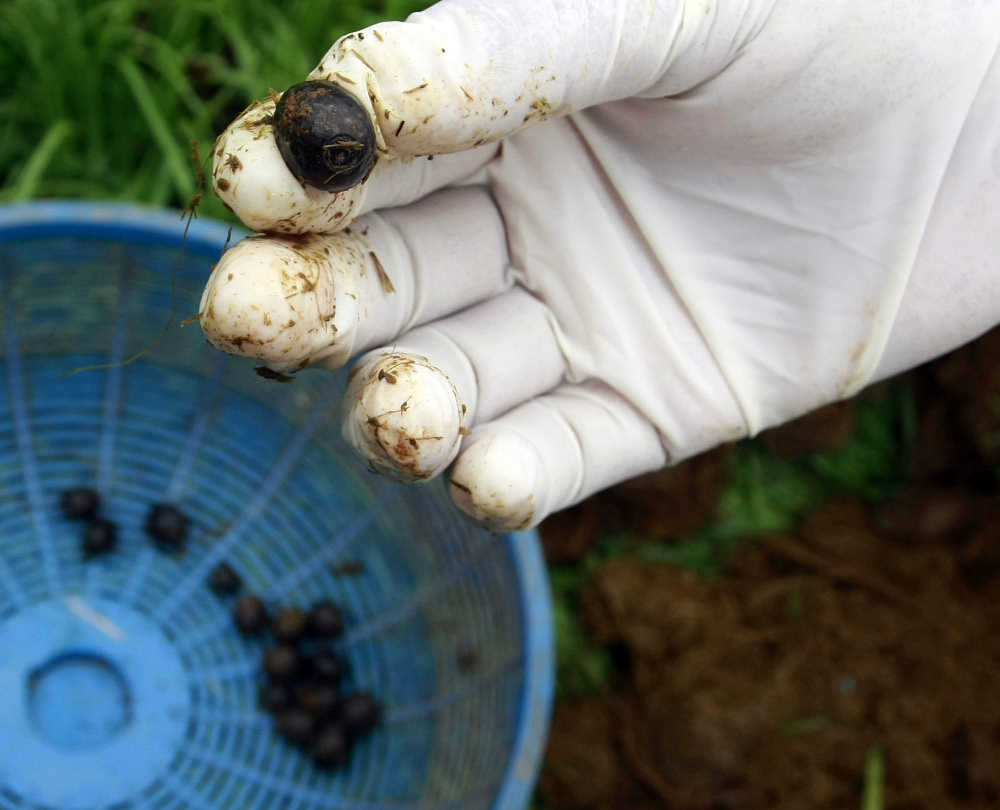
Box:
[448,429,545,532]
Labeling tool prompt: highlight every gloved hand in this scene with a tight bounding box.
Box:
[200,0,1000,531]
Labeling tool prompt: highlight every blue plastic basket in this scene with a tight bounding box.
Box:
[0,202,553,810]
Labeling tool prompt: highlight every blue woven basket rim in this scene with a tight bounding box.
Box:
[0,199,555,810]
[0,199,247,254]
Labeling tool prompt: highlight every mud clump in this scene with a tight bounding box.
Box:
[538,326,1000,810]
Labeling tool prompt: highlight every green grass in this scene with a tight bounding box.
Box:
[0,0,429,220]
[861,747,885,810]
[549,535,631,698]
[638,383,912,577]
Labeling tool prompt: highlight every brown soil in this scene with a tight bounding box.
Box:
[537,327,1000,810]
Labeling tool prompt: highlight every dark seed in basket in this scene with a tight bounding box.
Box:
[272,607,308,643]
[82,519,117,557]
[311,723,350,769]
[61,487,100,520]
[337,692,381,737]
[259,682,294,713]
[145,503,190,548]
[264,644,302,681]
[208,561,242,595]
[234,594,270,635]
[296,681,340,717]
[275,707,316,746]
[306,650,346,683]
[307,601,344,638]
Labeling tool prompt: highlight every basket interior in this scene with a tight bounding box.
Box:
[0,203,552,810]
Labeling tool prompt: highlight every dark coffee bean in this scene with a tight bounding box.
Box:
[337,692,380,737]
[328,560,365,577]
[296,681,339,717]
[82,519,117,557]
[145,503,190,548]
[273,81,376,193]
[61,487,100,520]
[275,708,315,746]
[307,650,346,683]
[259,682,293,713]
[311,723,349,769]
[272,607,307,643]
[456,647,478,673]
[264,645,301,681]
[307,601,344,638]
[208,562,242,595]
[234,595,269,636]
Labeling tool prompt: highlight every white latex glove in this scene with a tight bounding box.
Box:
[201,0,1000,531]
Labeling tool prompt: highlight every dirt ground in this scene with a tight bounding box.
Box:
[536,327,1000,810]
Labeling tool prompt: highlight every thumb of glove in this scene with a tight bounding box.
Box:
[308,0,769,158]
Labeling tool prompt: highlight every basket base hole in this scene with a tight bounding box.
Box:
[27,651,131,750]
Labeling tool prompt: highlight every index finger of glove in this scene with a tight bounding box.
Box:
[212,100,497,235]
[215,0,757,234]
